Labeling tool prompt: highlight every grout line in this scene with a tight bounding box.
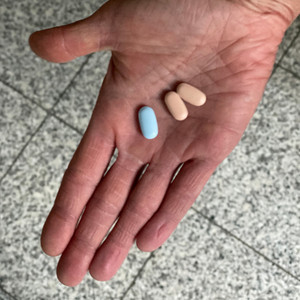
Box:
[0,107,84,187]
[120,252,155,300]
[0,75,87,187]
[50,113,84,135]
[0,77,84,136]
[0,56,91,186]
[1,52,92,117]
[0,285,18,300]
[0,55,92,294]
[0,116,49,186]
[1,50,92,114]
[191,207,300,282]
[277,65,300,81]
[270,63,279,78]
[50,54,92,111]
[0,78,49,112]
[276,28,300,66]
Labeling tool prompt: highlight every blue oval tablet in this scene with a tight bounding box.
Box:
[138,106,158,139]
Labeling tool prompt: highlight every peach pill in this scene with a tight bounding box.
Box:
[164,91,188,121]
[177,83,206,106]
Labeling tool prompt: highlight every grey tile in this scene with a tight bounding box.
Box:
[0,288,15,300]
[0,0,108,109]
[54,51,111,133]
[126,209,300,300]
[0,116,148,300]
[0,81,46,179]
[280,30,300,75]
[193,68,300,277]
[275,16,300,63]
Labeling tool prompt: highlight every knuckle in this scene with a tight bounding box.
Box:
[127,199,158,220]
[110,226,135,249]
[164,190,193,222]
[63,165,97,189]
[71,234,96,255]
[91,187,123,217]
[92,196,120,217]
[51,204,77,225]
[147,163,172,180]
[72,224,106,254]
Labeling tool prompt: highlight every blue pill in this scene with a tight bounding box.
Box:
[138,106,158,139]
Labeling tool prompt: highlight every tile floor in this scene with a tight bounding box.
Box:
[0,1,299,299]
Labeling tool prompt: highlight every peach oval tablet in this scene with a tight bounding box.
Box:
[164,91,188,121]
[176,83,206,106]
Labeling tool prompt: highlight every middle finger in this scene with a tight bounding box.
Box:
[89,157,180,281]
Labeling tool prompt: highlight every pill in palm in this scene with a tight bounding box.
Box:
[138,106,158,139]
[164,91,188,121]
[176,83,206,106]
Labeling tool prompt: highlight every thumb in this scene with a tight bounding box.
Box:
[29,8,113,63]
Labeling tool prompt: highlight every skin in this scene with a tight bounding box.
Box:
[29,0,299,286]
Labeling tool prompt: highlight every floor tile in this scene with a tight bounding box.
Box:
[0,82,46,179]
[193,67,300,277]
[0,288,15,300]
[280,30,300,75]
[275,16,300,63]
[0,0,107,109]
[0,116,148,300]
[1,2,300,299]
[126,209,300,300]
[54,51,111,133]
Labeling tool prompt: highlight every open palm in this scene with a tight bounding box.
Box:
[29,0,293,286]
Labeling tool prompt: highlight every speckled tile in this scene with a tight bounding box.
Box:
[54,51,111,133]
[0,0,108,109]
[0,288,15,300]
[192,67,300,277]
[126,209,300,300]
[0,82,46,179]
[275,16,300,63]
[280,30,300,74]
[0,116,148,300]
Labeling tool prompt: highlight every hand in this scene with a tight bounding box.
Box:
[29,0,296,286]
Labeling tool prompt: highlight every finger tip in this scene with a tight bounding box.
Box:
[56,268,81,287]
[136,239,155,252]
[40,243,62,257]
[40,215,73,256]
[28,31,47,56]
[28,28,74,63]
[57,277,80,287]
[28,31,42,57]
[40,232,64,257]
[40,232,66,257]
[28,32,35,48]
[56,256,86,287]
[89,267,114,282]
[136,228,161,252]
[136,222,172,252]
[89,255,119,282]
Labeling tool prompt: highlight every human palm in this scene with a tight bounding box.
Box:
[29,0,293,286]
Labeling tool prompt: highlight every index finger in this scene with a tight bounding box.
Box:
[41,120,115,256]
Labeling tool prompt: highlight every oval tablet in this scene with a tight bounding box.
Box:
[164,91,188,121]
[176,83,206,106]
[138,106,158,139]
